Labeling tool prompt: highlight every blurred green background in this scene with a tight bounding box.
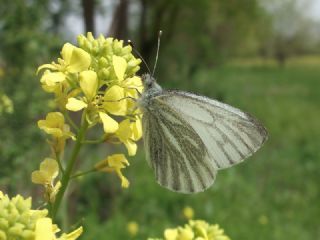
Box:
[1,0,320,239]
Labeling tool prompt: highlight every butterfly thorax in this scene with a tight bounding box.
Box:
[138,74,162,110]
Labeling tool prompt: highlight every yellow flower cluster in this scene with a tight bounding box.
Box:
[0,93,13,114]
[36,32,143,188]
[149,220,230,240]
[0,191,82,240]
[32,158,61,203]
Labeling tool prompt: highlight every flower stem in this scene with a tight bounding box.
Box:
[70,168,95,179]
[55,152,65,174]
[51,112,88,219]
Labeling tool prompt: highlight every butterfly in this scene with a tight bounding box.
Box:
[137,73,268,193]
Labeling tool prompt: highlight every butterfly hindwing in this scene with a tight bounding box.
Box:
[156,91,268,169]
[142,96,216,193]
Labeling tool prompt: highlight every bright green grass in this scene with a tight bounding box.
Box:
[81,64,320,240]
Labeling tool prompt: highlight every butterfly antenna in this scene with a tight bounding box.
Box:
[127,40,152,75]
[152,30,162,77]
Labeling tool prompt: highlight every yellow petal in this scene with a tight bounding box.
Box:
[66,98,87,111]
[113,55,127,80]
[37,64,58,74]
[99,112,119,133]
[68,47,91,73]
[79,70,98,101]
[64,226,83,240]
[31,171,48,185]
[107,154,129,169]
[116,119,132,142]
[40,72,66,86]
[37,123,63,137]
[119,172,130,188]
[61,43,75,62]
[123,76,143,98]
[40,158,59,179]
[131,119,142,141]
[35,218,54,240]
[164,229,178,240]
[103,85,127,116]
[124,140,137,156]
[38,112,65,138]
[32,158,59,185]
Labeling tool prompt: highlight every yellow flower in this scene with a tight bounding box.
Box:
[127,221,139,237]
[95,154,130,188]
[38,112,74,139]
[79,70,99,101]
[0,191,82,239]
[66,70,98,111]
[32,158,59,185]
[113,55,127,81]
[99,112,119,133]
[0,93,14,114]
[35,218,83,240]
[178,227,194,240]
[153,220,230,240]
[38,43,91,97]
[258,215,268,225]
[38,43,91,74]
[32,158,61,202]
[103,85,127,116]
[164,229,178,240]
[183,206,195,220]
[38,112,74,153]
[115,119,139,156]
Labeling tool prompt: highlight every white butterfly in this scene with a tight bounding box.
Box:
[137,74,268,193]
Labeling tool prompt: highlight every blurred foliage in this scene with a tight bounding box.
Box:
[0,0,63,193]
[134,0,271,79]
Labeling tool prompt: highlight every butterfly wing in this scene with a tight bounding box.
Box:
[157,91,268,170]
[142,95,217,193]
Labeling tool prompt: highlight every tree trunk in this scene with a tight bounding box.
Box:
[108,0,128,39]
[82,0,95,34]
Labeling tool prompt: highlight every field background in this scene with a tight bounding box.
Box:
[1,1,320,239]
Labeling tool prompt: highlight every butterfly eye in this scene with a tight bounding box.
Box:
[147,82,153,88]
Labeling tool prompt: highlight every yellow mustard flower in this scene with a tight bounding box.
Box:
[150,220,230,240]
[103,85,127,116]
[38,33,144,189]
[38,43,91,75]
[95,154,130,188]
[35,218,82,240]
[183,206,195,220]
[164,229,178,240]
[115,119,142,156]
[0,93,14,114]
[38,112,74,153]
[258,215,268,225]
[65,70,121,134]
[32,158,61,203]
[0,191,82,240]
[127,221,139,237]
[38,112,74,139]
[38,43,91,98]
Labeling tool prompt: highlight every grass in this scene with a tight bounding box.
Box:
[76,62,320,239]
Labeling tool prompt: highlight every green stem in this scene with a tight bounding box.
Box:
[64,110,79,131]
[55,152,65,174]
[83,138,105,144]
[51,112,88,219]
[70,168,96,179]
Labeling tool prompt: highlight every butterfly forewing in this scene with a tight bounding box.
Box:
[157,91,268,170]
[142,96,217,193]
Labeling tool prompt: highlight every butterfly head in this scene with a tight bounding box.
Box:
[141,73,162,92]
